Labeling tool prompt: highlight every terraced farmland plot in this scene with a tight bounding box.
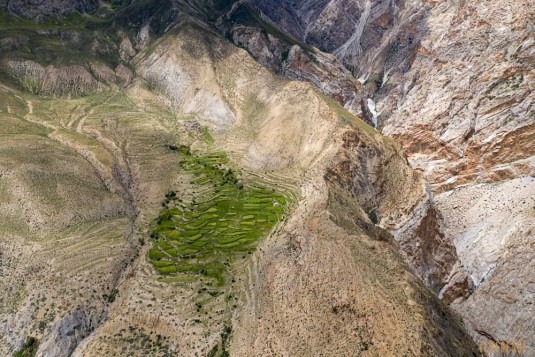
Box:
[148,150,288,285]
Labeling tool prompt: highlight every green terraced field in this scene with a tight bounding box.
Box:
[148,149,287,285]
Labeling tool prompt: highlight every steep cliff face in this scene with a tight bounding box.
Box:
[436,177,535,354]
[376,0,535,351]
[248,0,428,80]
[379,0,534,190]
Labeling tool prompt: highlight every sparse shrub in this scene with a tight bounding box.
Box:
[13,336,39,357]
[38,320,46,333]
[104,289,119,303]
[367,210,379,225]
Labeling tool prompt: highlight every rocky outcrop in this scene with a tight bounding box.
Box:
[37,309,104,357]
[216,3,369,120]
[1,0,100,18]
[247,0,428,81]
[324,129,470,302]
[3,59,104,96]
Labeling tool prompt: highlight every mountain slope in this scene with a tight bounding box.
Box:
[221,0,534,353]
[0,2,483,356]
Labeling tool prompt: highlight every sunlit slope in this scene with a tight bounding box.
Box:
[76,22,477,357]
[0,84,185,356]
[1,12,478,357]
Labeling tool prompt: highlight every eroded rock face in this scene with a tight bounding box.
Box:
[3,59,104,96]
[217,3,369,119]
[436,177,535,353]
[324,130,470,302]
[380,0,535,192]
[1,0,100,18]
[284,46,369,116]
[248,0,428,80]
[374,0,534,349]
[37,309,104,357]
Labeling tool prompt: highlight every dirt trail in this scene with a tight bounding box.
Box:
[18,96,142,357]
[76,113,88,132]
[21,98,135,211]
[21,99,55,131]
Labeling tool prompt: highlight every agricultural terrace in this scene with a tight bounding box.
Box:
[148,148,289,285]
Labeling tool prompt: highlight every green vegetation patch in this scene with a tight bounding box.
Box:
[148,149,287,285]
[13,336,39,357]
